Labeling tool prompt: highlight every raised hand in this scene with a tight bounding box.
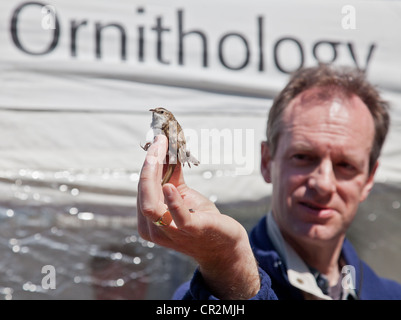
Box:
[137,135,260,299]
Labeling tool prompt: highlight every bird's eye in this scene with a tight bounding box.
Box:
[160,110,164,114]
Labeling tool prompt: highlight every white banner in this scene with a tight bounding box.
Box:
[0,0,400,184]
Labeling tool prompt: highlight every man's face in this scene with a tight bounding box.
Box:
[261,87,377,246]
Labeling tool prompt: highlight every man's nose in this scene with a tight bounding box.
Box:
[307,160,336,196]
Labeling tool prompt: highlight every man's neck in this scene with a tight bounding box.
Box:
[281,231,344,286]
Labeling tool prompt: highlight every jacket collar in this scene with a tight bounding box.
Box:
[249,213,361,299]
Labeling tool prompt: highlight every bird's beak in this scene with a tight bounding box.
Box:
[149,108,155,112]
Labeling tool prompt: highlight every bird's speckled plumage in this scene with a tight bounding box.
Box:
[146,107,199,185]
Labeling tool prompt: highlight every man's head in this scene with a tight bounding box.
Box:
[266,64,389,173]
[261,65,390,246]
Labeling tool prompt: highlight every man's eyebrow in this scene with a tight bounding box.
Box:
[288,142,367,165]
[287,141,315,151]
[282,142,315,157]
[337,152,366,168]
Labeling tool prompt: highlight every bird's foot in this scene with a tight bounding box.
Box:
[141,142,152,151]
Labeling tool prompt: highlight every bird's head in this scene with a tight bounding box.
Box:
[149,107,174,129]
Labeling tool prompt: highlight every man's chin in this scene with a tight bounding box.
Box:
[290,222,342,244]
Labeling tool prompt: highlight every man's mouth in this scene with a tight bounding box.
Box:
[300,201,326,210]
[298,201,335,218]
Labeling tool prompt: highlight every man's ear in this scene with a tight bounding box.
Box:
[261,141,272,183]
[360,161,379,203]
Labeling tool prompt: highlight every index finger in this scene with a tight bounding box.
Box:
[138,135,168,219]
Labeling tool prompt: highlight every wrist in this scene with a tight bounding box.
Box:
[197,230,261,300]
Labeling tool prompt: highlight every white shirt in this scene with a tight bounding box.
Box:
[265,211,357,300]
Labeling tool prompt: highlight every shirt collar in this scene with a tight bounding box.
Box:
[266,211,333,300]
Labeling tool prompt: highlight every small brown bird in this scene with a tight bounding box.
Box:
[142,107,199,185]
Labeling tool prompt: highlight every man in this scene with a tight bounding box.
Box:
[137,64,401,299]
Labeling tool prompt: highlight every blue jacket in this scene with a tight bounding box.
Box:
[173,215,401,300]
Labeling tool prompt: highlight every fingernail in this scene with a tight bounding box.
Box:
[163,184,174,198]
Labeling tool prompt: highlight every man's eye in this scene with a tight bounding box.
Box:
[293,154,308,160]
[291,154,312,162]
[338,162,355,171]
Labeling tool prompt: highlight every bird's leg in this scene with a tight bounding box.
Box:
[161,163,177,185]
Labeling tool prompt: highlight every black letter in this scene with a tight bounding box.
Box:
[258,16,264,72]
[70,20,88,57]
[273,37,304,74]
[138,26,145,62]
[151,17,171,64]
[10,1,60,55]
[312,40,340,64]
[178,10,208,67]
[137,7,145,62]
[218,33,250,70]
[95,22,127,60]
[347,42,376,73]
